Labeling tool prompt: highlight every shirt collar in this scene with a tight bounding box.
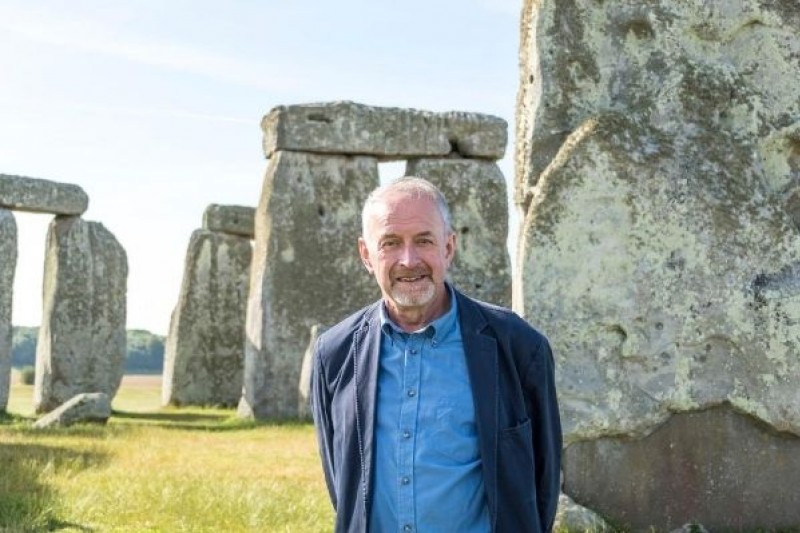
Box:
[379,283,458,340]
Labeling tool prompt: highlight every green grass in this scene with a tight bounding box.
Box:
[0,374,334,532]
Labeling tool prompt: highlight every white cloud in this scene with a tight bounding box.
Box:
[0,4,300,92]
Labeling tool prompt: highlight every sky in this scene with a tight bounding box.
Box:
[0,1,522,335]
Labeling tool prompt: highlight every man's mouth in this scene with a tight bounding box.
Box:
[394,272,431,283]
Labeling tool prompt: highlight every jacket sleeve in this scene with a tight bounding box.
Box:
[524,336,562,532]
[311,337,338,509]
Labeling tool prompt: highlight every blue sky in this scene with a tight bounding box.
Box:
[0,1,521,335]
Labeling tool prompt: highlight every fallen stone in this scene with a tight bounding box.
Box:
[238,151,379,420]
[35,216,128,414]
[297,324,327,419]
[0,209,16,412]
[405,158,512,307]
[564,405,800,531]
[33,392,111,428]
[262,101,507,161]
[0,173,89,215]
[162,229,252,407]
[202,204,256,238]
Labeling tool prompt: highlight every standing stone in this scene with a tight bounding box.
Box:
[0,174,89,215]
[35,216,127,414]
[517,1,800,529]
[0,209,16,412]
[262,101,507,161]
[162,229,252,407]
[406,158,511,307]
[297,324,327,419]
[238,151,379,420]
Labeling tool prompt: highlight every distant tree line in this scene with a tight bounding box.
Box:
[10,326,165,374]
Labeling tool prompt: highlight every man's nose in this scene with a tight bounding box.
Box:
[398,244,420,266]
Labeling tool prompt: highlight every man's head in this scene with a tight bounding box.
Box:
[359,177,456,329]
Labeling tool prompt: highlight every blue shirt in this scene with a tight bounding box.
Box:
[369,290,491,533]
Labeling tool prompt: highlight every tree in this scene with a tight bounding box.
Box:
[10,326,165,374]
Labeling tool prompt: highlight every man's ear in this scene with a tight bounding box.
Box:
[444,231,456,267]
[358,237,374,274]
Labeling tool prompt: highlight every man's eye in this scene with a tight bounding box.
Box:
[381,240,398,248]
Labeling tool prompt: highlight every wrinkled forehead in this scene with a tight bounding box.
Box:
[363,192,445,237]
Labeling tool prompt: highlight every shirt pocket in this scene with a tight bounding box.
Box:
[430,398,480,464]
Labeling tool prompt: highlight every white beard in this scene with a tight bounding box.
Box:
[390,277,436,307]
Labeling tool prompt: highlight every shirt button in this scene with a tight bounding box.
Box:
[402,430,411,439]
[407,389,416,397]
[409,348,417,355]
[403,525,413,532]
[401,476,410,485]
[431,340,438,347]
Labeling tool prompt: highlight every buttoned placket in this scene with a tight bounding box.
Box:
[395,330,428,533]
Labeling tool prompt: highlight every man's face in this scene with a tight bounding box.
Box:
[359,192,455,320]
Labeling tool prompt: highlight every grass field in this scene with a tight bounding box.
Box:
[0,372,334,532]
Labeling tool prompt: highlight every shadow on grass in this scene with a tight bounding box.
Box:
[110,409,312,432]
[0,440,107,531]
[0,410,24,424]
[111,409,253,431]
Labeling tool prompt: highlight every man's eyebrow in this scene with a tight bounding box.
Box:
[379,231,435,239]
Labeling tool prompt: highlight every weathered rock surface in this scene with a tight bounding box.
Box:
[262,101,507,161]
[238,151,379,420]
[162,229,252,407]
[0,174,89,215]
[554,493,614,533]
[670,524,709,533]
[297,324,327,419]
[35,216,128,414]
[202,204,256,238]
[0,209,17,412]
[406,158,512,307]
[564,405,800,531]
[516,0,800,528]
[33,392,111,428]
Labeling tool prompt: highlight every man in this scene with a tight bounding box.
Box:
[311,177,561,532]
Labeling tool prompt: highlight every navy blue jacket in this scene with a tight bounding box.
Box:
[311,288,562,532]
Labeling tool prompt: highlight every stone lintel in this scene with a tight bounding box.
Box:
[261,100,507,161]
[0,174,89,215]
[202,204,256,238]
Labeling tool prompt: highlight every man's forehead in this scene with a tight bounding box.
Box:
[364,193,447,239]
[368,192,437,218]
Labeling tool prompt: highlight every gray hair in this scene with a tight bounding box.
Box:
[361,176,453,238]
